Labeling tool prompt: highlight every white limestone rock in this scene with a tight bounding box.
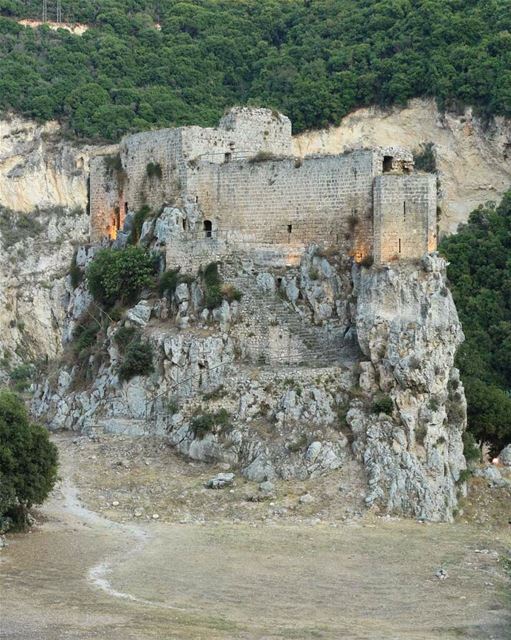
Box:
[350,256,467,521]
[126,301,152,326]
[498,444,511,467]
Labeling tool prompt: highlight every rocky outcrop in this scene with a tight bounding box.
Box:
[347,254,466,520]
[294,98,511,236]
[0,115,112,213]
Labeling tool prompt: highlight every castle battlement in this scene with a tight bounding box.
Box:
[89,107,437,266]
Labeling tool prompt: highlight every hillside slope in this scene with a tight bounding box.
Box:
[0,0,509,140]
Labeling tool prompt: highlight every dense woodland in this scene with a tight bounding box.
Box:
[440,192,511,452]
[0,0,509,139]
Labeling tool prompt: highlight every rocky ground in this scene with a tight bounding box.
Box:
[1,433,510,639]
[62,432,368,525]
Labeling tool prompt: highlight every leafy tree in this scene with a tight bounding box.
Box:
[0,390,58,530]
[86,246,158,307]
[440,191,511,452]
[0,1,509,140]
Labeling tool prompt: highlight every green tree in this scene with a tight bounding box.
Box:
[440,191,511,452]
[0,390,58,530]
[86,246,158,307]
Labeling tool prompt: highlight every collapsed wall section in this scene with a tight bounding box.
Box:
[373,174,437,263]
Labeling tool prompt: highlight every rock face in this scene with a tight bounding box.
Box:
[348,254,466,520]
[293,98,511,236]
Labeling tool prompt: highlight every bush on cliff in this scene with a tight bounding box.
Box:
[0,390,58,531]
[86,247,158,307]
[117,338,154,381]
[440,191,511,452]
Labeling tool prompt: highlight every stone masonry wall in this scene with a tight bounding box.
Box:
[373,174,437,263]
[120,128,184,214]
[189,151,377,255]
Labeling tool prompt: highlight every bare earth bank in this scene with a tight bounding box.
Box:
[0,433,509,640]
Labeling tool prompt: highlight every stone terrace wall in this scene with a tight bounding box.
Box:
[190,151,378,256]
[373,174,437,263]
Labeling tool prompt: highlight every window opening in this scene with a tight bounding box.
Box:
[398,238,402,254]
[203,220,212,238]
[224,152,232,163]
[383,156,393,173]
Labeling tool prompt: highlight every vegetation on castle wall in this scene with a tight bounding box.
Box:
[440,191,511,452]
[0,390,58,531]
[86,246,158,307]
[0,1,509,140]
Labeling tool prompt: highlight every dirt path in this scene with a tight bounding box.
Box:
[0,435,510,639]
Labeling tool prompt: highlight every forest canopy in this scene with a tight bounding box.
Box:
[0,0,509,140]
[440,192,511,453]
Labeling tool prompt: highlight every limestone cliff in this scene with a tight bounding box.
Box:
[31,213,467,520]
[348,255,466,520]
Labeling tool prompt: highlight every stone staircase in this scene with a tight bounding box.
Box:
[225,265,347,367]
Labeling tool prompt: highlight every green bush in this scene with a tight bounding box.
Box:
[462,431,481,464]
[73,322,99,354]
[9,364,34,392]
[0,390,58,531]
[129,206,152,245]
[190,408,230,439]
[69,251,82,289]
[114,326,138,352]
[372,395,393,415]
[158,268,181,297]
[146,162,162,179]
[117,339,154,381]
[413,142,436,173]
[86,246,158,307]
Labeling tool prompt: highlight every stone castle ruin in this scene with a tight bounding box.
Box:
[89,107,437,267]
[34,108,467,522]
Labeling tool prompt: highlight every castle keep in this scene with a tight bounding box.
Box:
[89,107,437,265]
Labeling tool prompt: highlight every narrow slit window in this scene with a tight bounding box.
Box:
[287,224,292,234]
[398,238,402,254]
[403,201,406,220]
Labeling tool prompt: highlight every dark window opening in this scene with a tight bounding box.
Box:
[276,277,283,287]
[383,156,393,173]
[398,238,402,254]
[124,202,129,215]
[115,208,121,230]
[287,224,292,234]
[403,201,406,220]
[203,220,212,238]
[195,195,199,203]
[182,219,187,231]
[224,152,232,163]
